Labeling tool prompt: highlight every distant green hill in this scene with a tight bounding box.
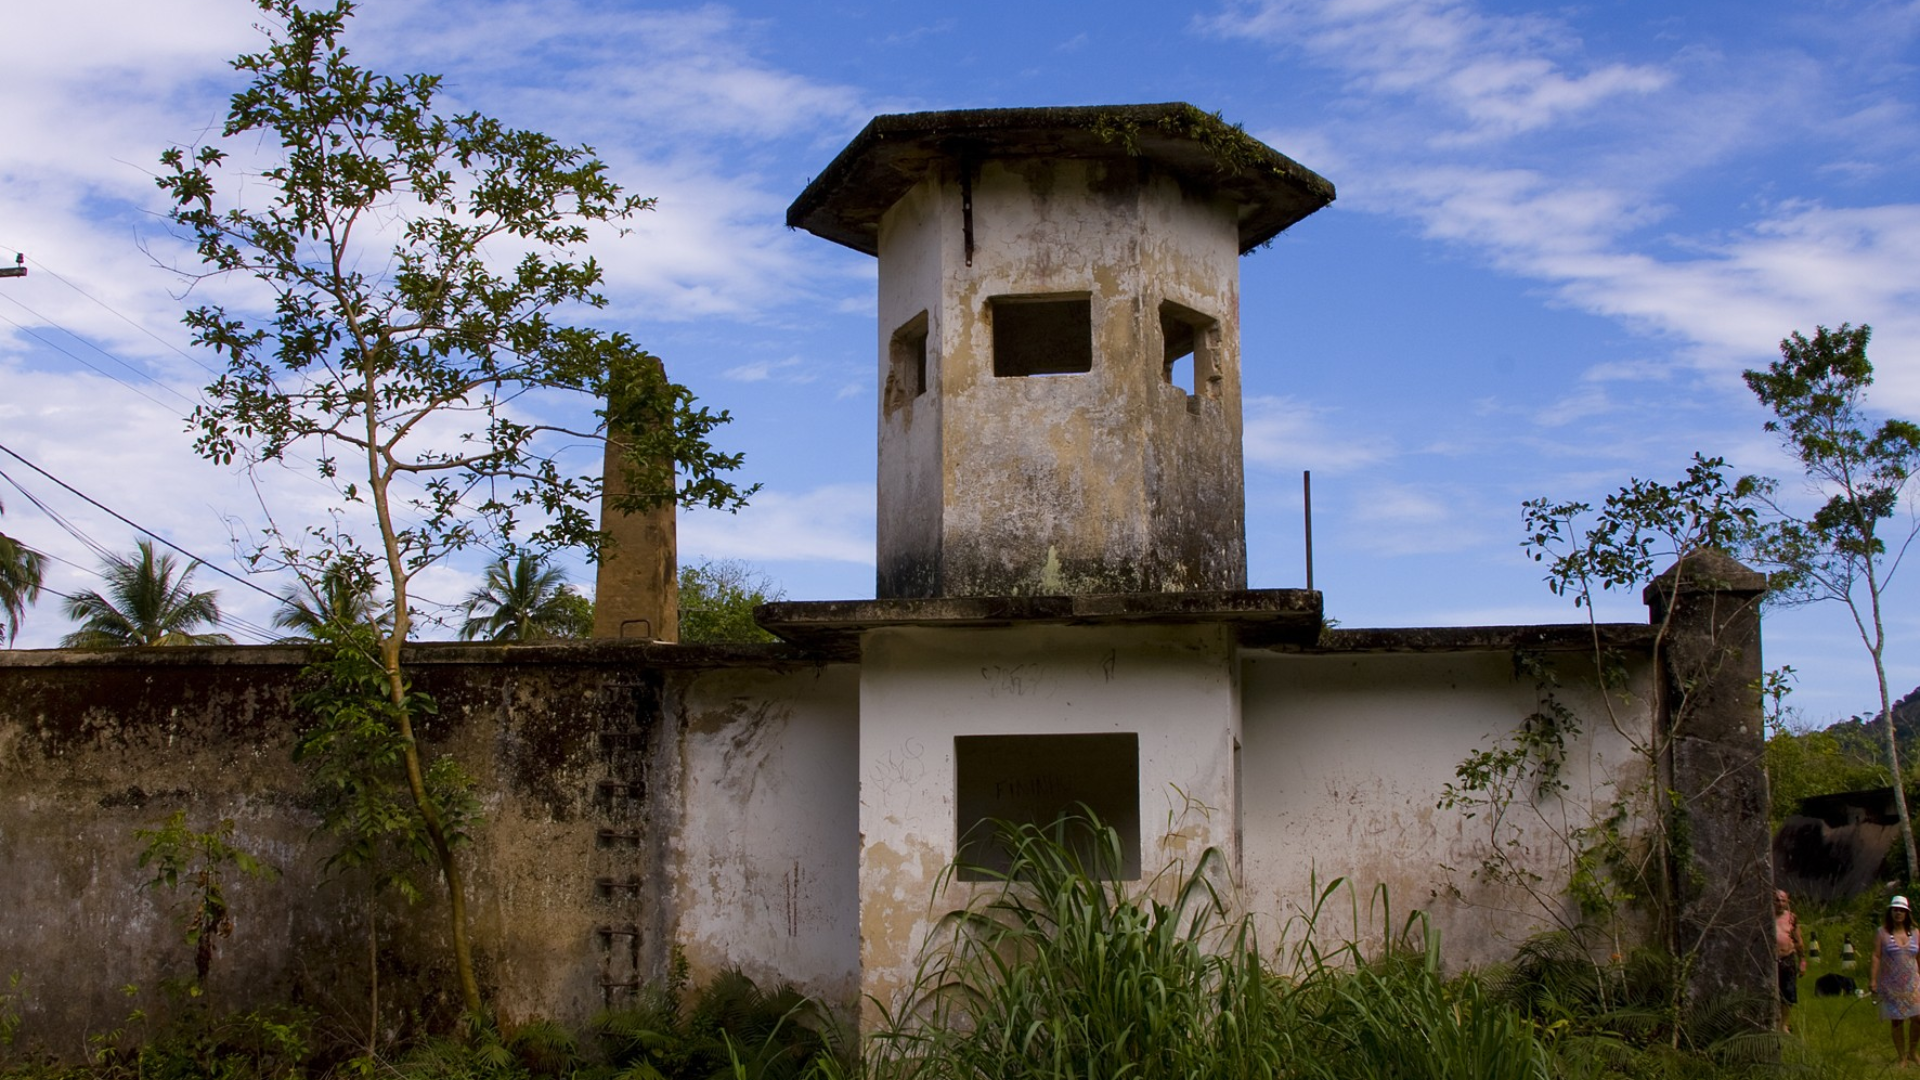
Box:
[1767,686,1920,825]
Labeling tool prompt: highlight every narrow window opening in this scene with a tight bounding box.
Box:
[991,294,1093,377]
[886,311,930,413]
[1232,736,1244,879]
[955,733,1140,881]
[1167,353,1194,395]
[1159,301,1220,408]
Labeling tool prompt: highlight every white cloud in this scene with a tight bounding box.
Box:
[1206,0,1920,427]
[1340,480,1494,555]
[0,362,304,648]
[1203,0,1668,140]
[723,357,811,383]
[1529,386,1617,430]
[1376,166,1920,408]
[1242,395,1395,473]
[680,483,874,565]
[358,2,872,144]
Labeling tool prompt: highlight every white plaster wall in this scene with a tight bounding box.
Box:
[856,623,1240,1022]
[671,664,861,1009]
[875,173,946,597]
[1238,650,1651,967]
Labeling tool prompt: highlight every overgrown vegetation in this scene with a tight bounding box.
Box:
[294,623,478,1052]
[861,817,1819,1080]
[135,812,278,987]
[678,560,784,644]
[158,0,753,1013]
[0,817,1882,1078]
[0,965,844,1080]
[1437,451,1765,1043]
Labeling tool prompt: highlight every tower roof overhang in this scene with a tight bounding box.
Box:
[786,103,1336,257]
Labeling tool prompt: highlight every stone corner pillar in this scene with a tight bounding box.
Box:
[1643,548,1772,1025]
[592,429,678,642]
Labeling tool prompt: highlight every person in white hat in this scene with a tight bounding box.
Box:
[1872,894,1920,1065]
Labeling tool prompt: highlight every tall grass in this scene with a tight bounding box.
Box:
[0,816,1850,1079]
[863,815,1553,1080]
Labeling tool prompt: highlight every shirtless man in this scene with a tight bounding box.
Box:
[1777,889,1806,1032]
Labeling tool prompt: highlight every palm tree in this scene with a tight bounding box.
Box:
[0,497,44,645]
[273,561,391,641]
[61,540,233,647]
[458,555,590,642]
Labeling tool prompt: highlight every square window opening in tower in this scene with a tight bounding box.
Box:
[888,311,930,412]
[954,732,1140,881]
[991,294,1093,377]
[1159,301,1220,405]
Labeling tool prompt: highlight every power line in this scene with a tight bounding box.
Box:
[0,291,203,408]
[0,466,116,564]
[0,440,283,605]
[12,252,222,378]
[0,252,521,542]
[5,543,282,647]
[0,307,193,413]
[0,471,282,644]
[0,290,408,509]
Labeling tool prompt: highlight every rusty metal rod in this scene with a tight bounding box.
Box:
[1304,470,1314,593]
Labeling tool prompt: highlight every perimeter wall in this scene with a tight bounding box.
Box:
[0,586,1773,1053]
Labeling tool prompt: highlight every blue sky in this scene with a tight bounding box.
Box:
[2,0,1917,727]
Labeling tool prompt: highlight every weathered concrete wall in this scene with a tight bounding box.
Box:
[0,602,1768,1049]
[1239,646,1652,966]
[875,170,948,600]
[854,623,1240,1024]
[1646,552,1774,1017]
[0,649,322,1058]
[0,642,856,1055]
[874,156,1247,598]
[671,665,860,1008]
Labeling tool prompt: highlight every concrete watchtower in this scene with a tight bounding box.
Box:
[788,104,1334,598]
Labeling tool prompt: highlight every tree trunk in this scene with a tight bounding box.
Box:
[1877,666,1916,884]
[382,630,484,1016]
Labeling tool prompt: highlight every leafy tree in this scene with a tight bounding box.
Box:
[135,810,277,985]
[158,0,751,1012]
[1765,722,1889,826]
[61,540,233,648]
[1458,455,1763,1032]
[1740,324,1920,882]
[0,497,42,645]
[458,555,590,642]
[272,559,390,641]
[296,624,473,1054]
[678,560,784,644]
[548,588,594,640]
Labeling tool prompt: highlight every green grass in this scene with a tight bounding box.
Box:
[863,816,1556,1080]
[3,819,1892,1079]
[1792,955,1913,1078]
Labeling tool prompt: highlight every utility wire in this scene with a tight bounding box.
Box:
[5,538,282,646]
[0,441,283,604]
[0,254,499,622]
[0,473,282,644]
[11,252,222,378]
[0,308,191,413]
[0,285,416,510]
[0,291,203,408]
[0,466,117,564]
